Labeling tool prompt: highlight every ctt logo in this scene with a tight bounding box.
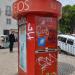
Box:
[38,37,46,46]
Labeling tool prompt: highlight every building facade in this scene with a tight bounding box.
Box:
[0,0,17,35]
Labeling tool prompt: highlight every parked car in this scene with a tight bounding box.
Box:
[58,34,75,55]
[0,35,9,48]
[71,34,75,37]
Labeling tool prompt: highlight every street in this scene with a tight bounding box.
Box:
[0,48,75,75]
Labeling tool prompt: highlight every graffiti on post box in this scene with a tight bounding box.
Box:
[24,0,29,10]
[36,19,49,36]
[35,16,57,48]
[36,54,57,71]
[48,29,56,43]
[27,23,35,40]
[17,0,29,12]
[36,25,49,36]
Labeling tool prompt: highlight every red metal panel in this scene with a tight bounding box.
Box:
[15,0,61,75]
[35,16,57,49]
[18,15,59,75]
[18,15,57,75]
[12,0,62,19]
[26,15,36,75]
[35,51,58,75]
[18,15,36,75]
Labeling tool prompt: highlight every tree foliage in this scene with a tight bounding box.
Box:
[59,5,75,34]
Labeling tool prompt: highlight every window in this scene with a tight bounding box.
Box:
[61,37,66,43]
[3,30,9,35]
[58,37,66,43]
[58,37,61,41]
[67,39,74,45]
[5,6,11,16]
[6,18,11,24]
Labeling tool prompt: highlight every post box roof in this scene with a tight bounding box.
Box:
[12,0,62,19]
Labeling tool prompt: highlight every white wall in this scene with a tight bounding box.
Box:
[0,0,17,35]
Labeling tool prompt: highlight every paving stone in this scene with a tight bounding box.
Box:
[0,48,75,75]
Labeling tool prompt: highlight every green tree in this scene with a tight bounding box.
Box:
[59,5,75,34]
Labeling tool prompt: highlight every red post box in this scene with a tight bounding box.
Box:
[12,0,62,75]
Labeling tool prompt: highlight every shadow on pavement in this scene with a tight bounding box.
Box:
[15,73,18,75]
[61,51,75,57]
[58,62,75,75]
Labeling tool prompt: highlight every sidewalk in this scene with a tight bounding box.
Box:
[0,47,18,75]
[0,47,75,75]
[58,53,75,75]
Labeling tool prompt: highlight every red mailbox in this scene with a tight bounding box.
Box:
[12,0,61,75]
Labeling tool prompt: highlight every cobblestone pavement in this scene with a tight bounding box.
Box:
[0,48,75,75]
[58,53,75,75]
[0,47,18,75]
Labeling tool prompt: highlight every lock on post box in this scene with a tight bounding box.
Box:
[12,0,62,75]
